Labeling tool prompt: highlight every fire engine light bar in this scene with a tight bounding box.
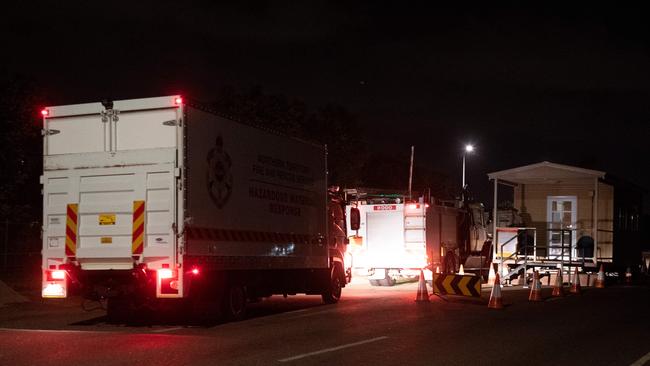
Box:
[50,270,66,280]
[158,268,174,279]
[191,268,200,275]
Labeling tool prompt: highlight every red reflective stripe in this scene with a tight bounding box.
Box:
[133,202,145,218]
[132,224,144,240]
[67,205,78,225]
[65,226,76,243]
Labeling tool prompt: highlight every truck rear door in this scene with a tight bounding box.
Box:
[42,96,182,272]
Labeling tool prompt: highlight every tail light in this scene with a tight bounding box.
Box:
[174,97,183,105]
[190,268,200,275]
[42,283,65,298]
[46,270,66,281]
[158,268,174,279]
[157,267,180,296]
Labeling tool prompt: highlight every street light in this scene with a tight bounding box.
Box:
[462,144,474,190]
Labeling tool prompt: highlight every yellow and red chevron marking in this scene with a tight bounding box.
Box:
[65,203,78,257]
[432,273,481,297]
[185,226,312,244]
[132,200,145,256]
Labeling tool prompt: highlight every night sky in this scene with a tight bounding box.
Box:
[3,2,649,208]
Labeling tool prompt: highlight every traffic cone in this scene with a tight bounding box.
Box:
[528,271,543,302]
[625,267,632,284]
[459,264,465,275]
[488,264,496,283]
[595,264,605,289]
[415,269,430,302]
[488,273,504,309]
[552,270,564,297]
[570,267,581,294]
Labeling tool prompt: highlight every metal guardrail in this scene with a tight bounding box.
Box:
[497,227,536,283]
[495,226,598,283]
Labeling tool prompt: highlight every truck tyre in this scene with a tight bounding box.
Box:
[378,276,396,287]
[322,265,343,304]
[221,284,247,321]
[369,279,381,286]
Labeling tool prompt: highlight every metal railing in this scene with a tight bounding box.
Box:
[496,226,599,282]
[496,227,537,283]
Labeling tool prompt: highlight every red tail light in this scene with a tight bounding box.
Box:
[191,268,200,275]
[174,97,183,105]
[158,268,174,279]
[41,109,49,117]
[46,270,66,281]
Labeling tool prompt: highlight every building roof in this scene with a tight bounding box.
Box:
[487,161,605,185]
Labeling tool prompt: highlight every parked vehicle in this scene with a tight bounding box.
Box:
[344,189,491,286]
[40,95,358,320]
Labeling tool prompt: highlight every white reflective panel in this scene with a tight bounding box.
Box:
[46,114,105,155]
[116,109,177,151]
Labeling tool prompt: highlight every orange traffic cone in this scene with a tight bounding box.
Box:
[570,267,581,294]
[625,267,632,284]
[595,264,605,288]
[528,271,543,302]
[488,273,504,309]
[415,269,430,302]
[552,271,564,297]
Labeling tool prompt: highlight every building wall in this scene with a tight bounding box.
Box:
[513,181,613,260]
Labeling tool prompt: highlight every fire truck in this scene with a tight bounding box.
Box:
[40,95,358,321]
[345,189,491,285]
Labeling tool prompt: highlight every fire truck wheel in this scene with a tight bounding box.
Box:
[322,265,343,304]
[369,279,381,286]
[378,277,396,287]
[221,284,247,321]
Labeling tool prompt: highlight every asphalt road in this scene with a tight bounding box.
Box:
[0,280,649,366]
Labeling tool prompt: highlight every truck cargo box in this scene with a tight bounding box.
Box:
[41,96,346,316]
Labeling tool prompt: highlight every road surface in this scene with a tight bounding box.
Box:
[0,280,648,365]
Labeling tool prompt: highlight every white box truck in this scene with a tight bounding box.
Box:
[40,95,355,320]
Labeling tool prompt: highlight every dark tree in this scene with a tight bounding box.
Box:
[0,75,43,222]
[209,86,367,187]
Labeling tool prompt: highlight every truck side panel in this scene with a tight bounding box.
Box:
[184,107,328,270]
[426,205,461,268]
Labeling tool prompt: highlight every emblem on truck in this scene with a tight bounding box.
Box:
[207,135,233,208]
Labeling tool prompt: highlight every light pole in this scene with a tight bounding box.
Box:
[462,144,474,190]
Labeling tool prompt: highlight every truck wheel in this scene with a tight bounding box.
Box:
[378,277,396,287]
[369,279,381,286]
[221,284,247,321]
[322,265,343,304]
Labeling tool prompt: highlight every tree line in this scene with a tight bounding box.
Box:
[0,78,454,223]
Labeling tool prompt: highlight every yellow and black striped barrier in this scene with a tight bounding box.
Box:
[432,273,481,297]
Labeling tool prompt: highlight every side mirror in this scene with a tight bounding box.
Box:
[350,207,360,231]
